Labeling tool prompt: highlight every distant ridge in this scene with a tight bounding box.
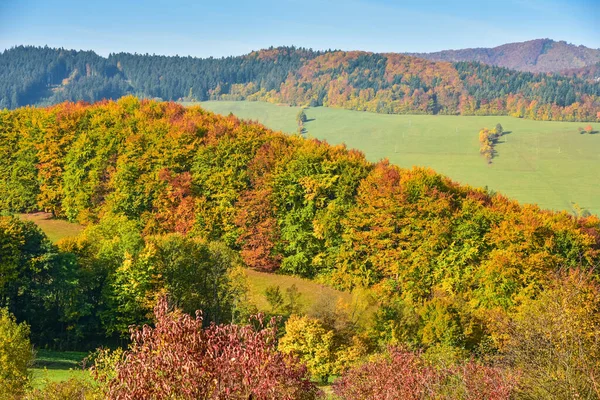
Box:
[409,39,600,73]
[1,44,599,121]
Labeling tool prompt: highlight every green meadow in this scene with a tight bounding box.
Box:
[30,350,89,388]
[18,212,84,243]
[198,101,600,216]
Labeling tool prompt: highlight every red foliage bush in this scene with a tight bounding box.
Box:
[333,347,517,400]
[97,297,320,400]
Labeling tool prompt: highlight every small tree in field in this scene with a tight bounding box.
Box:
[95,296,320,400]
[0,308,33,397]
[584,125,594,134]
[296,110,307,125]
[495,123,504,136]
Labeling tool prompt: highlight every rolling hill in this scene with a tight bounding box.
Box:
[199,100,600,216]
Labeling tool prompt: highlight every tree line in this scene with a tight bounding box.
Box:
[1,46,600,121]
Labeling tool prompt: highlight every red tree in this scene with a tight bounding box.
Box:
[151,169,197,234]
[97,297,320,400]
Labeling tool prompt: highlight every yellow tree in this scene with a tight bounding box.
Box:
[279,315,336,383]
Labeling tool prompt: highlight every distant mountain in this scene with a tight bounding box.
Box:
[1,45,599,121]
[409,39,600,73]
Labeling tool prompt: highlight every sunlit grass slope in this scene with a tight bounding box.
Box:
[18,212,84,243]
[199,101,600,216]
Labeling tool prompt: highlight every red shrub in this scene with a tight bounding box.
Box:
[333,347,517,400]
[98,297,320,400]
[460,360,520,400]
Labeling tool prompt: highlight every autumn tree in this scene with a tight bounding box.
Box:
[278,315,337,384]
[495,269,600,399]
[96,296,321,400]
[333,347,517,400]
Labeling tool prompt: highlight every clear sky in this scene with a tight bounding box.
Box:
[1,0,598,58]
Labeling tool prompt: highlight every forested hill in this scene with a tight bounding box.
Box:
[0,46,321,110]
[1,97,599,352]
[410,39,600,73]
[2,45,600,121]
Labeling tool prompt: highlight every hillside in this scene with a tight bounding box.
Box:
[1,45,599,121]
[562,62,600,81]
[200,101,600,216]
[410,39,600,73]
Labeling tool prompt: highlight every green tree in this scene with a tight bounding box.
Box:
[105,235,245,336]
[0,216,85,348]
[495,123,504,136]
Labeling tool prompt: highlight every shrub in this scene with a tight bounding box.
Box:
[95,296,321,400]
[0,308,33,397]
[496,269,600,399]
[279,315,336,383]
[333,347,517,400]
[24,378,102,400]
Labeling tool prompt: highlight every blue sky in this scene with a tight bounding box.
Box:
[1,0,598,57]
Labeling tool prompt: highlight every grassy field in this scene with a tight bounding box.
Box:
[199,101,600,216]
[245,269,351,313]
[30,350,89,387]
[18,212,84,243]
